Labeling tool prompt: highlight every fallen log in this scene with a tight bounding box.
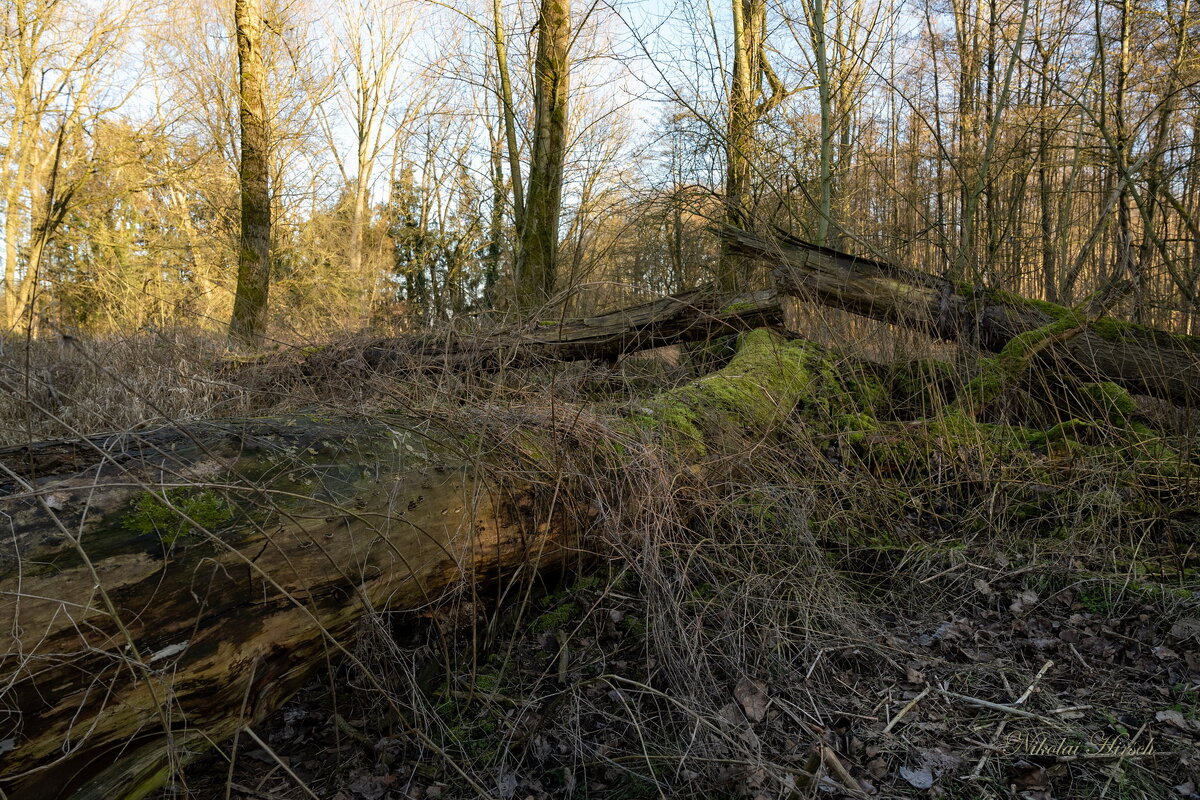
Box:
[720,226,1200,407]
[0,415,584,799]
[299,286,783,376]
[0,328,818,800]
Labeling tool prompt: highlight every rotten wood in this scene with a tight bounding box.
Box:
[0,415,583,799]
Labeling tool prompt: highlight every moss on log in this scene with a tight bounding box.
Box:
[630,329,886,452]
[720,226,1200,406]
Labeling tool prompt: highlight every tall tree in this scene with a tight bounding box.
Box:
[790,0,884,247]
[720,0,788,293]
[1,0,133,331]
[319,0,413,315]
[515,0,571,311]
[229,0,272,346]
[492,0,525,239]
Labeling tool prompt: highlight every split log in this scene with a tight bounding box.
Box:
[0,416,584,799]
[297,287,783,375]
[720,226,1200,406]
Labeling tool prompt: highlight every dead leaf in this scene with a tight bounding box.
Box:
[718,701,743,728]
[1010,760,1048,790]
[1170,618,1200,642]
[734,677,769,724]
[347,773,387,800]
[899,765,934,789]
[1156,709,1199,733]
[1010,590,1039,615]
[919,746,962,775]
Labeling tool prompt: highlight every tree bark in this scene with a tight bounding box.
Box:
[0,416,583,800]
[720,0,789,293]
[229,0,272,347]
[516,0,570,311]
[720,0,765,294]
[721,225,1200,405]
[492,0,524,237]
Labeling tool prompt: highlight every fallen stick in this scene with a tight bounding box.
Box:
[882,686,931,734]
[933,687,1057,723]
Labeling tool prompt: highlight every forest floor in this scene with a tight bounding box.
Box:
[169,537,1199,800]
[2,322,1197,799]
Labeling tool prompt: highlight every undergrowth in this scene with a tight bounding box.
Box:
[1,315,1197,799]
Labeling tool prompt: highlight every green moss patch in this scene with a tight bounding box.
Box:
[1080,381,1136,423]
[123,488,235,545]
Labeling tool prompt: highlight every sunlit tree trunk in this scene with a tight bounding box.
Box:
[516,0,570,311]
[492,0,524,237]
[720,0,791,293]
[720,0,762,294]
[1113,0,1135,319]
[229,0,272,347]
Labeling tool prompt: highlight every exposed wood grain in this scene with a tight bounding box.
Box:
[0,416,581,799]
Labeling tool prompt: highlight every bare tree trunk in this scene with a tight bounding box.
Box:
[492,0,525,236]
[812,0,833,246]
[1113,0,1135,318]
[516,0,570,311]
[486,107,505,308]
[1037,49,1057,303]
[229,0,272,347]
[720,0,763,293]
[721,0,792,293]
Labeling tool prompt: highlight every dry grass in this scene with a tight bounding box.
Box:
[1,315,1196,800]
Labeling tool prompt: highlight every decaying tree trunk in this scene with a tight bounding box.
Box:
[0,327,818,800]
[299,286,783,375]
[721,226,1200,406]
[0,417,584,799]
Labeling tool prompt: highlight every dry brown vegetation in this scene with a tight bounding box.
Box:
[2,296,1196,799]
[4,0,1200,795]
